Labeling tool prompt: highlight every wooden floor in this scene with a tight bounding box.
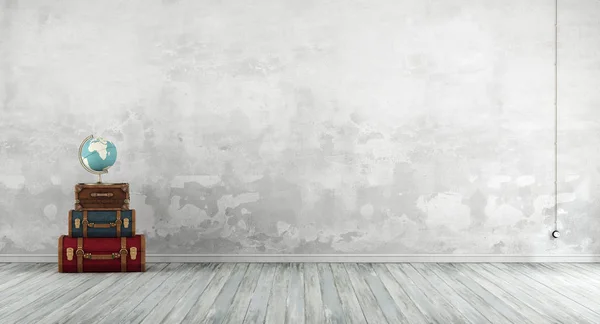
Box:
[0,263,599,323]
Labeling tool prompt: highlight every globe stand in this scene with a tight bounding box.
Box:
[79,134,111,185]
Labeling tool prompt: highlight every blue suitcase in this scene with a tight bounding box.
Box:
[68,210,135,238]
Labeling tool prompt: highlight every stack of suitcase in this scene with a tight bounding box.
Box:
[58,183,146,273]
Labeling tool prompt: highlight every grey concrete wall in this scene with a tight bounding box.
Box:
[0,0,598,255]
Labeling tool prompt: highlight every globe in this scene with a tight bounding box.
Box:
[78,135,117,183]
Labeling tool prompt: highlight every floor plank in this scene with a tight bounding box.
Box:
[156,263,229,324]
[538,263,600,298]
[177,262,241,323]
[387,263,459,323]
[14,272,118,324]
[548,263,600,285]
[344,263,388,324]
[61,263,169,324]
[437,264,533,324]
[328,263,362,324]
[0,272,94,323]
[0,269,85,316]
[223,263,263,324]
[371,264,428,324]
[452,264,548,323]
[264,263,290,324]
[97,263,186,324]
[303,263,325,324]
[138,263,211,323]
[468,263,576,323]
[286,263,305,324]
[491,263,600,322]
[510,263,600,316]
[196,263,249,324]
[427,263,511,323]
[411,263,489,324]
[122,263,198,324]
[1,262,599,324]
[242,263,277,324]
[0,263,55,299]
[356,263,407,323]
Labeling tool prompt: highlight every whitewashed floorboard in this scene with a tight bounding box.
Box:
[122,263,197,324]
[387,263,458,323]
[0,263,55,299]
[157,263,229,324]
[537,263,600,301]
[97,263,185,324]
[0,268,89,317]
[345,263,388,324]
[452,264,548,323]
[371,264,428,324]
[411,263,489,324]
[437,264,532,324]
[264,263,290,324]
[222,263,263,324]
[1,262,600,324]
[242,263,277,324]
[191,263,249,324]
[199,263,249,324]
[0,262,24,273]
[175,263,238,323]
[138,263,210,324]
[549,263,600,285]
[508,263,600,317]
[357,263,407,323]
[328,263,361,324]
[61,263,168,324]
[468,263,576,323]
[399,264,474,323]
[491,263,600,323]
[14,272,118,324]
[303,263,324,324]
[286,263,305,324]
[0,272,95,323]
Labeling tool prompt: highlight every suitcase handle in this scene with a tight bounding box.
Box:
[90,192,114,198]
[87,222,118,228]
[83,248,128,260]
[74,238,130,272]
[84,219,122,229]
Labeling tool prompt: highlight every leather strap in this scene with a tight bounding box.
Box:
[82,211,88,238]
[116,210,122,237]
[58,235,64,273]
[76,238,84,273]
[120,237,128,272]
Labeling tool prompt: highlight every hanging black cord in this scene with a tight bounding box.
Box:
[552,0,560,239]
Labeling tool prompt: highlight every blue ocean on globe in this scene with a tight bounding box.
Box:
[80,137,117,172]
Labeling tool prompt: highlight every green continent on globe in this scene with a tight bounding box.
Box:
[80,137,117,172]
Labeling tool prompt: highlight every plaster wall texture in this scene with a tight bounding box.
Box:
[0,0,598,255]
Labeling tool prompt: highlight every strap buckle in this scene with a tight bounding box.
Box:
[76,248,84,257]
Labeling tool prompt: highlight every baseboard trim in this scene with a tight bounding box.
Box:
[1,254,600,263]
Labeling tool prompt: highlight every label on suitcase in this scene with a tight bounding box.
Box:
[68,210,136,238]
[58,235,145,273]
[74,183,130,211]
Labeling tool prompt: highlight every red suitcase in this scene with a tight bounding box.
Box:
[58,235,145,273]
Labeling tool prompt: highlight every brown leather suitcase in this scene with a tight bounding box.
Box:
[74,183,130,211]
